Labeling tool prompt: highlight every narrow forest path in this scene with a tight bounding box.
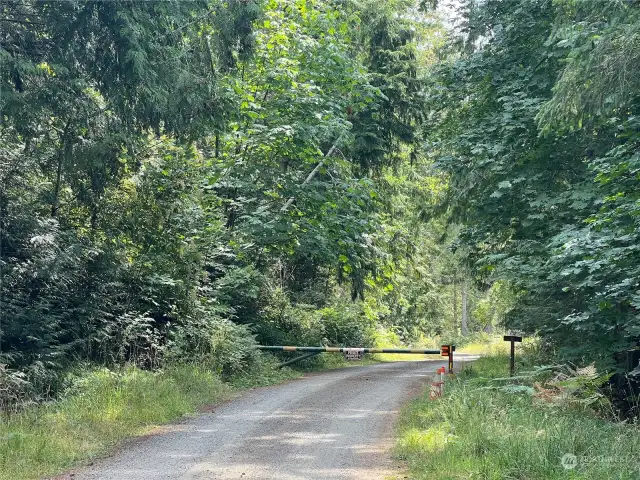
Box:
[62,359,474,480]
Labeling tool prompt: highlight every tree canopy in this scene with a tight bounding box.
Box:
[424,0,640,374]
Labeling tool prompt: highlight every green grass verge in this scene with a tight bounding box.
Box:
[228,356,302,389]
[0,360,300,480]
[457,339,507,356]
[396,355,640,479]
[0,350,416,480]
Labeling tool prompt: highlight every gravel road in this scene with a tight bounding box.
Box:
[72,359,461,480]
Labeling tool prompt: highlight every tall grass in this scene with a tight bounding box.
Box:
[457,338,508,356]
[0,362,298,480]
[396,355,640,479]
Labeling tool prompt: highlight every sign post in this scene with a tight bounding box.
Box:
[440,345,455,374]
[503,335,522,376]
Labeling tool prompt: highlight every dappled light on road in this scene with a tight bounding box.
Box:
[71,360,479,479]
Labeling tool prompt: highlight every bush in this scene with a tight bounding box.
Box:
[168,309,260,378]
[0,364,32,414]
[254,287,325,346]
[208,320,260,377]
[318,304,375,347]
[255,286,375,348]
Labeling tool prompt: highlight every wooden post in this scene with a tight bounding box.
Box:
[503,335,522,376]
[440,345,455,374]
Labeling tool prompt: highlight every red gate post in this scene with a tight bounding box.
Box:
[440,345,455,374]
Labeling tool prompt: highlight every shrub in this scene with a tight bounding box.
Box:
[0,364,32,414]
[318,304,375,347]
[208,320,260,377]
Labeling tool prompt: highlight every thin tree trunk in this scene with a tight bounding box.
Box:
[484,304,495,333]
[452,274,458,333]
[461,278,469,336]
[52,124,72,218]
[51,147,64,217]
[0,182,5,356]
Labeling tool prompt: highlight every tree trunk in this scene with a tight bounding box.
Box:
[452,274,458,333]
[52,127,72,218]
[461,278,469,336]
[0,182,5,355]
[484,304,495,333]
[51,147,64,217]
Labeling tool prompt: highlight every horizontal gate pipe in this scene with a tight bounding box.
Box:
[257,346,441,354]
[277,351,322,368]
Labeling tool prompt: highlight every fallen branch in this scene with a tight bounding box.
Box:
[280,133,344,213]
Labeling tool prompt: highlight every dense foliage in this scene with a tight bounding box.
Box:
[426,0,640,375]
[3,0,637,408]
[0,0,479,402]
